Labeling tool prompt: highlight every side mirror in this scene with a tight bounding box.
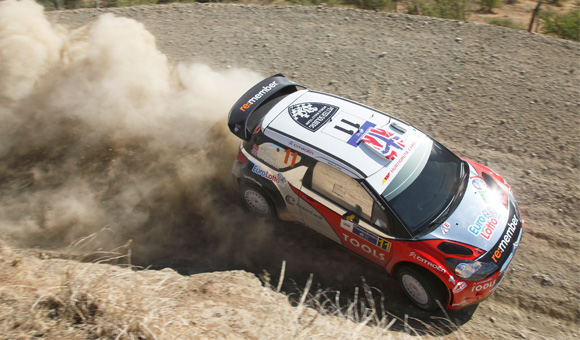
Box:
[341,211,359,224]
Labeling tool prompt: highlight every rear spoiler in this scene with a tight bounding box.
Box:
[228,74,305,141]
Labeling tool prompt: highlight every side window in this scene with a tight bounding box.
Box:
[249,142,302,170]
[372,202,393,235]
[310,162,373,221]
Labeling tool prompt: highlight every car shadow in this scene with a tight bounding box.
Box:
[245,222,480,336]
[125,185,478,337]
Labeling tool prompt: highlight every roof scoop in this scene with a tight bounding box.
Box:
[390,120,407,134]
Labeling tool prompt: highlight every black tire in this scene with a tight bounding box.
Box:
[396,265,447,311]
[240,183,276,218]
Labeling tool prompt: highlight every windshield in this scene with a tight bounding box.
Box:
[381,142,466,236]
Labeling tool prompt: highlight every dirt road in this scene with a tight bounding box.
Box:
[0,2,578,339]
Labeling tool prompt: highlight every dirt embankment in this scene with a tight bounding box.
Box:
[0,1,578,339]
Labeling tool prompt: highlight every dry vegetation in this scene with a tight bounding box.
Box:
[0,238,465,340]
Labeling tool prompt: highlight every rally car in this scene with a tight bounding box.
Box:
[227,74,523,310]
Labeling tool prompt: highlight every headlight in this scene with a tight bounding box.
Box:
[445,259,498,281]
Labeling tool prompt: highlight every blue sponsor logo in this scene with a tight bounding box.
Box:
[472,178,486,191]
[351,224,391,252]
[346,121,376,147]
[251,164,286,186]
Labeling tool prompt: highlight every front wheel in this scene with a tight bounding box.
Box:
[240,183,276,218]
[396,265,447,311]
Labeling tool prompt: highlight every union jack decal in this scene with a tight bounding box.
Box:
[362,128,405,160]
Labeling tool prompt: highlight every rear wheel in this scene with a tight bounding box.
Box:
[240,183,275,218]
[396,265,447,311]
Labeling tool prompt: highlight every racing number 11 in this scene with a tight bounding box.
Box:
[284,149,297,168]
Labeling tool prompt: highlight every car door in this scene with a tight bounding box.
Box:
[297,161,395,267]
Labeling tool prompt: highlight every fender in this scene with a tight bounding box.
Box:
[388,247,454,289]
[237,157,289,221]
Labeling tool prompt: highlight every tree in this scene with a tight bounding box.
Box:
[478,0,502,13]
[541,8,580,41]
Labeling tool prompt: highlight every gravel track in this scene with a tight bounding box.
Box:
[43,3,579,339]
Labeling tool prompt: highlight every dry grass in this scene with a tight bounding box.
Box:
[0,239,467,340]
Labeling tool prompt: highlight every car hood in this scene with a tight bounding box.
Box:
[420,163,519,252]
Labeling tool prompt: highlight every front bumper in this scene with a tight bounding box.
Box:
[448,221,523,309]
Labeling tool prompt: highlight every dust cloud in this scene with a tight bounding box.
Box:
[0,0,269,266]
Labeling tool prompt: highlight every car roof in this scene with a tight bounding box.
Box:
[261,89,428,179]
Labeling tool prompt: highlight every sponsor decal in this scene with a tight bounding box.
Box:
[452,301,468,307]
[299,204,324,221]
[453,281,467,294]
[441,222,451,235]
[492,215,519,263]
[342,234,386,261]
[472,177,494,204]
[239,81,278,112]
[409,252,447,274]
[468,209,499,240]
[251,164,287,186]
[381,173,390,185]
[361,128,406,160]
[283,149,298,168]
[251,144,259,157]
[340,221,391,252]
[479,190,493,205]
[289,140,315,155]
[289,102,339,132]
[285,195,296,205]
[378,140,418,188]
[482,208,497,220]
[326,160,354,176]
[346,121,376,147]
[472,178,485,191]
[340,220,354,232]
[389,140,417,174]
[471,278,497,293]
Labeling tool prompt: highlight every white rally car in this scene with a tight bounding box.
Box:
[227,74,523,310]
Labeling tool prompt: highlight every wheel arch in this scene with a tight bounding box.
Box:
[391,260,452,307]
[237,178,286,219]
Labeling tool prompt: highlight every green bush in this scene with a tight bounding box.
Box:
[35,0,83,9]
[342,0,394,10]
[488,18,524,29]
[478,0,502,13]
[35,0,57,10]
[541,9,580,41]
[545,0,569,7]
[109,0,158,7]
[408,0,470,21]
[286,0,338,5]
